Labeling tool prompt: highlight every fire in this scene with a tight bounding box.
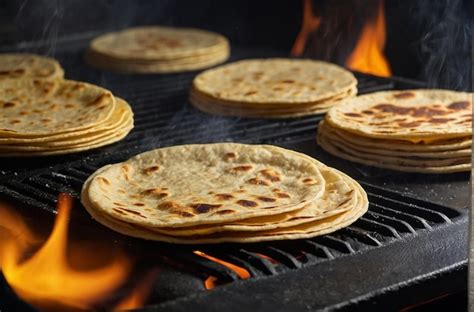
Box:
[193,250,250,290]
[291,0,321,56]
[114,268,159,311]
[0,193,133,310]
[292,0,391,77]
[346,0,391,76]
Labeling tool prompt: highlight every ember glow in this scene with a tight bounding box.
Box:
[193,250,250,289]
[346,0,392,77]
[0,193,133,310]
[255,253,278,264]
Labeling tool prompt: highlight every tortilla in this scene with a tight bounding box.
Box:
[81,154,368,244]
[193,58,356,105]
[146,165,357,236]
[318,121,472,155]
[190,86,357,118]
[0,97,133,157]
[317,131,470,173]
[83,144,327,228]
[0,53,64,81]
[86,26,230,73]
[318,121,471,158]
[0,79,115,137]
[326,89,473,141]
[0,98,132,146]
[90,26,229,61]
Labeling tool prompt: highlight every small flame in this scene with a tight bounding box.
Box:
[291,0,321,56]
[193,251,250,290]
[346,0,392,76]
[113,268,159,311]
[0,193,133,310]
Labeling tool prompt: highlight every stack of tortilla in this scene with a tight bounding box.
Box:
[0,53,64,81]
[190,59,357,118]
[317,90,472,173]
[81,143,368,244]
[85,26,230,73]
[0,54,134,156]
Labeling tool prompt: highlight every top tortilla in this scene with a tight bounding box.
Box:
[0,53,64,81]
[192,58,357,105]
[89,26,229,61]
[326,89,473,141]
[0,79,115,137]
[83,143,326,228]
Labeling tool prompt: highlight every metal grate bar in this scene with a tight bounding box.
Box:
[368,194,451,225]
[27,177,77,197]
[362,211,417,235]
[312,235,356,254]
[337,226,383,247]
[228,249,278,276]
[362,183,461,219]
[369,203,432,230]
[354,217,402,239]
[4,181,57,207]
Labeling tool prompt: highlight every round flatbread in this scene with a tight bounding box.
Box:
[318,121,471,158]
[144,165,357,236]
[89,26,229,61]
[326,89,473,141]
[81,168,367,244]
[190,86,357,118]
[0,79,115,137]
[0,97,132,145]
[0,53,64,81]
[192,58,357,105]
[317,132,470,173]
[83,144,327,228]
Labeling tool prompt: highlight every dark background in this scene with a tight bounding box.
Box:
[0,0,472,90]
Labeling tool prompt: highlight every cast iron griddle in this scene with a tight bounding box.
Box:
[0,35,469,311]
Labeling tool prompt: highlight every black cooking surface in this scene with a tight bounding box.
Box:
[0,36,469,311]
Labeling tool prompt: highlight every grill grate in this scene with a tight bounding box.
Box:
[0,162,464,284]
[0,39,468,309]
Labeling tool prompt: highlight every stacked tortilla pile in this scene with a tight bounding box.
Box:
[0,66,133,156]
[190,59,357,118]
[81,143,368,244]
[317,90,472,173]
[85,26,230,73]
[0,53,64,81]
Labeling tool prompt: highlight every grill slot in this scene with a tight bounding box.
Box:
[369,204,432,230]
[225,249,277,276]
[369,196,451,225]
[27,177,77,197]
[355,217,402,239]
[337,227,383,247]
[361,212,417,235]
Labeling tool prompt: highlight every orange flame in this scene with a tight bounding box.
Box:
[193,251,250,290]
[346,0,391,76]
[291,0,321,56]
[0,193,133,310]
[114,268,159,311]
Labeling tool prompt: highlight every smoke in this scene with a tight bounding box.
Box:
[412,0,472,90]
[8,0,64,56]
